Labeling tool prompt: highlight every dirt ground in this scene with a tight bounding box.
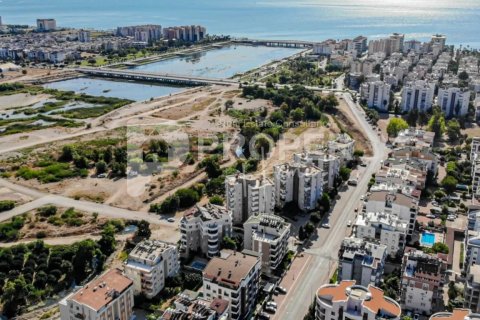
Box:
[336,97,373,156]
[0,186,33,204]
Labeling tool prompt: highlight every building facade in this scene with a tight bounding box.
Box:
[179,204,232,258]
[243,213,291,274]
[202,250,261,320]
[59,269,135,320]
[124,240,180,299]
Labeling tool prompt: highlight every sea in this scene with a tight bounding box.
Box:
[1,0,480,48]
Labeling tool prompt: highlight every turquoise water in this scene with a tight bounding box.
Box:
[1,0,480,47]
[44,78,184,101]
[421,232,435,246]
[132,45,300,79]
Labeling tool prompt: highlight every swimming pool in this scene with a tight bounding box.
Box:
[421,232,436,247]
[190,261,207,271]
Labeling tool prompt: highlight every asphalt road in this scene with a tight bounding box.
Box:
[275,92,390,320]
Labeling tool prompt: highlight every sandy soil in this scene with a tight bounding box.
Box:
[0,93,51,111]
[0,186,33,204]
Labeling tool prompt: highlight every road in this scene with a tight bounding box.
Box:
[274,92,389,320]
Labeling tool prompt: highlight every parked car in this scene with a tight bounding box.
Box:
[426,214,436,219]
[167,218,175,223]
[276,286,287,294]
[347,220,352,227]
[414,314,420,320]
[267,301,277,308]
[322,223,331,228]
[265,306,276,314]
[97,173,108,178]
[258,312,271,319]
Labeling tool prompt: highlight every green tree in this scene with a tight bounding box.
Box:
[222,236,237,250]
[136,220,151,239]
[428,107,446,140]
[432,242,449,254]
[95,160,108,175]
[441,175,458,194]
[202,157,222,179]
[406,108,419,127]
[98,223,116,257]
[0,200,15,212]
[387,118,408,137]
[209,195,224,205]
[290,108,305,121]
[339,166,352,181]
[446,119,461,143]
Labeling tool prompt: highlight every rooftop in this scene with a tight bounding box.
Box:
[430,309,480,320]
[183,203,231,222]
[203,249,259,289]
[128,239,175,264]
[68,268,132,312]
[317,281,401,318]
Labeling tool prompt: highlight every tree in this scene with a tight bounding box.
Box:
[95,160,108,175]
[428,107,446,140]
[446,119,461,143]
[432,242,449,254]
[136,220,151,239]
[38,205,57,217]
[176,188,200,207]
[387,118,408,137]
[0,200,15,212]
[290,108,305,121]
[406,108,419,127]
[224,100,234,109]
[441,175,458,194]
[59,145,76,162]
[98,224,116,257]
[318,193,331,212]
[222,236,237,250]
[209,195,224,205]
[202,157,221,179]
[458,70,469,81]
[339,166,352,181]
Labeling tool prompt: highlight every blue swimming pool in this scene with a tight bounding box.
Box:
[421,232,436,247]
[191,261,207,271]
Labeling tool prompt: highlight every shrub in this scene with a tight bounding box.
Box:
[0,200,15,212]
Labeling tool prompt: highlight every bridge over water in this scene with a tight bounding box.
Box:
[75,67,239,86]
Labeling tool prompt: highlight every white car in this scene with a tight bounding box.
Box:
[322,223,331,228]
[347,220,352,227]
[167,218,175,223]
[360,195,364,201]
[267,301,277,308]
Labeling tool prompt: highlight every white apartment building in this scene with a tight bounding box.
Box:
[390,146,438,176]
[243,213,291,274]
[401,80,436,113]
[37,19,57,31]
[471,137,480,162]
[59,269,135,320]
[365,190,419,236]
[465,265,480,313]
[401,249,445,315]
[338,237,387,287]
[437,86,471,117]
[353,36,368,56]
[313,40,336,56]
[162,290,229,320]
[273,162,323,212]
[468,206,480,232]
[328,133,355,164]
[202,250,261,320]
[78,30,91,43]
[354,211,408,258]
[465,234,480,274]
[360,81,391,111]
[225,174,275,224]
[431,34,447,51]
[179,204,232,258]
[124,240,179,299]
[316,280,401,320]
[294,151,339,189]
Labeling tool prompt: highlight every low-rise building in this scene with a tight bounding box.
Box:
[179,204,232,258]
[124,240,180,299]
[316,280,401,320]
[354,211,408,258]
[338,237,387,287]
[161,290,229,320]
[393,128,435,149]
[465,265,480,313]
[401,249,445,315]
[202,250,261,320]
[243,213,291,274]
[59,268,135,320]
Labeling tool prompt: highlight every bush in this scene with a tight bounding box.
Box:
[0,200,15,212]
[209,195,224,205]
[38,205,58,217]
